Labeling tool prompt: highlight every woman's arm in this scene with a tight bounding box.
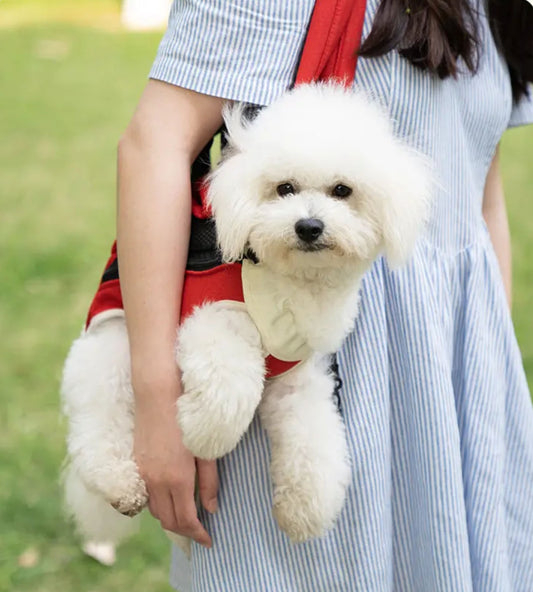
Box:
[117,80,224,546]
[482,146,512,308]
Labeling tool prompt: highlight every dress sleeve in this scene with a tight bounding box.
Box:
[508,86,533,128]
[149,0,315,106]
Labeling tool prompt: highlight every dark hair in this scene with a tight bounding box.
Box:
[359,0,533,101]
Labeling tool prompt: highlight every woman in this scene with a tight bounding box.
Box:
[117,0,533,589]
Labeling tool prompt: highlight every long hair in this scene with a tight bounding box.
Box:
[359,0,533,101]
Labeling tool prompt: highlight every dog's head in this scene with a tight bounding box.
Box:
[207,83,431,276]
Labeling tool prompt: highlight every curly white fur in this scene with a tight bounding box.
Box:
[61,83,430,549]
[210,83,430,269]
[176,301,265,459]
[259,357,351,542]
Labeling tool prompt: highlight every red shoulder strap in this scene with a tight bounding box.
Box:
[295,0,367,86]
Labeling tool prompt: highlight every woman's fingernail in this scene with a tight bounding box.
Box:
[206,499,218,513]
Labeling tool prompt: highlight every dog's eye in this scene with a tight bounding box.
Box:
[276,182,295,197]
[332,184,353,198]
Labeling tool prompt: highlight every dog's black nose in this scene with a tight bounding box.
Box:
[295,218,324,243]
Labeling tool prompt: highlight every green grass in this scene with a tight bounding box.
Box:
[0,22,172,592]
[0,7,532,592]
[0,0,122,29]
[501,128,533,382]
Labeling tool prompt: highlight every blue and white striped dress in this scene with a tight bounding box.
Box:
[150,1,533,590]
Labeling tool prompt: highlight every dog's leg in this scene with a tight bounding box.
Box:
[61,315,148,527]
[259,356,351,542]
[177,302,266,459]
[63,461,140,546]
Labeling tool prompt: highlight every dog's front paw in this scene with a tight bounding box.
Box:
[270,449,350,543]
[273,484,337,543]
[107,474,148,518]
[111,498,146,518]
[110,488,148,518]
[177,392,248,459]
[86,458,148,518]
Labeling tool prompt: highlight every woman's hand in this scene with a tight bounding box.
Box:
[133,375,218,548]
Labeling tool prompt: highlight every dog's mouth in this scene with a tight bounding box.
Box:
[294,241,332,253]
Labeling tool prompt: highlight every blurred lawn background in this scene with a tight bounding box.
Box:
[1,1,172,591]
[0,1,532,591]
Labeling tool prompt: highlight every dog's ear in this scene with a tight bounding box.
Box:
[206,104,263,261]
[378,144,432,268]
[207,151,257,262]
[222,102,252,152]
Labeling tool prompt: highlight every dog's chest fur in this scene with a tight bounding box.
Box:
[241,259,363,360]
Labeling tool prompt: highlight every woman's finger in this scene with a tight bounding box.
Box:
[197,459,219,514]
[171,490,212,548]
[147,487,159,520]
[152,490,178,533]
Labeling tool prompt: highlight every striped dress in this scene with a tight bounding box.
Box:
[149,1,533,590]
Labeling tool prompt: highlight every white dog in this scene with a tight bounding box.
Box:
[61,83,429,553]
